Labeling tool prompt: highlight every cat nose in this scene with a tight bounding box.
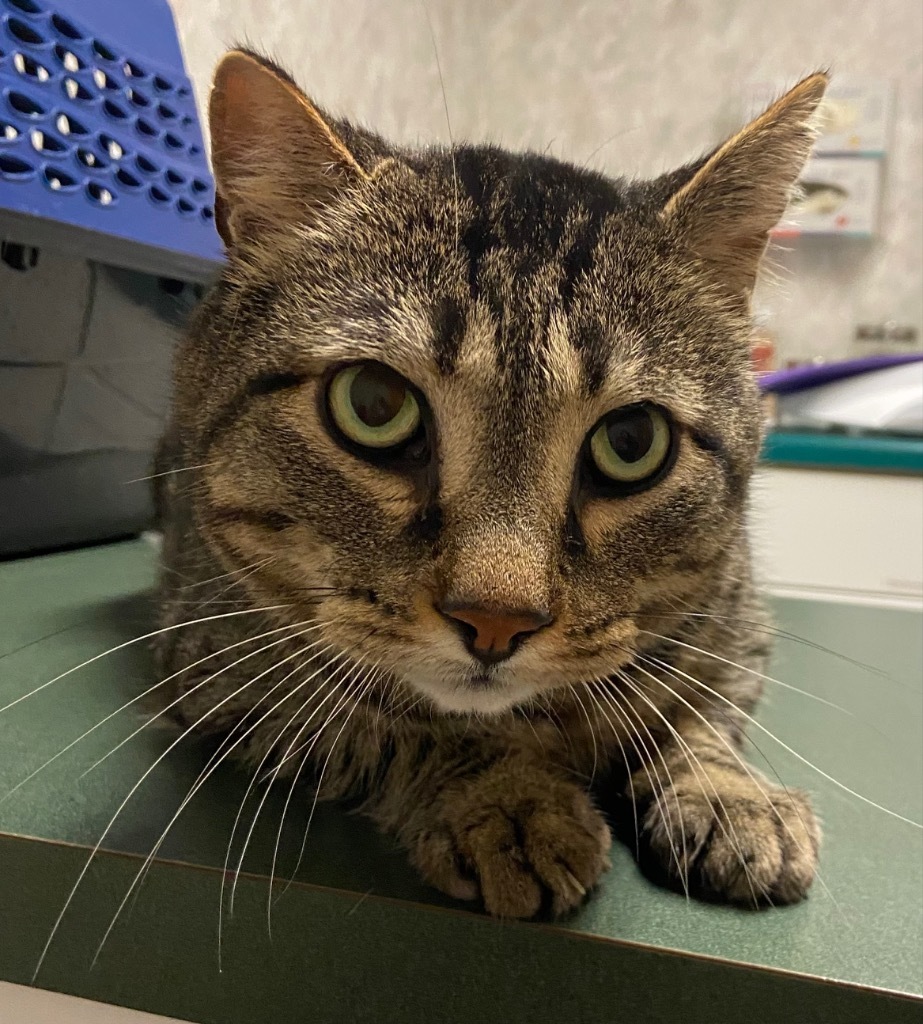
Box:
[437,599,553,665]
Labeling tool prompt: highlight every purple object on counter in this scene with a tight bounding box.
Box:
[759,353,923,394]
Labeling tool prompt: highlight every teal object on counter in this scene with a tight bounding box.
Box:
[762,430,923,474]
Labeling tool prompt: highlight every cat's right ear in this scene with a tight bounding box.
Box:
[658,72,828,303]
[209,49,367,247]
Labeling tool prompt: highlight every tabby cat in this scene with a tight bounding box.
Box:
[153,50,826,918]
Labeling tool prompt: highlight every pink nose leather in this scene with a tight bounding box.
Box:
[439,602,553,663]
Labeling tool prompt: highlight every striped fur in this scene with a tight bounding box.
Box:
[152,52,826,917]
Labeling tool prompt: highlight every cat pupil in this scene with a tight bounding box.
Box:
[350,367,405,427]
[607,411,653,463]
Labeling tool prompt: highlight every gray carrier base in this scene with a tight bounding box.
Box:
[0,239,203,557]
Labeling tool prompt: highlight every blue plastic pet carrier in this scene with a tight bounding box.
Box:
[1,0,225,557]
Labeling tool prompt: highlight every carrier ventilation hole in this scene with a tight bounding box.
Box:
[56,112,88,136]
[92,39,118,62]
[44,165,77,190]
[64,77,93,102]
[30,128,66,152]
[115,167,140,188]
[13,52,50,81]
[98,133,123,159]
[8,90,45,117]
[50,13,82,39]
[55,46,82,72]
[135,153,158,174]
[77,145,106,168]
[87,180,115,205]
[8,0,44,14]
[0,153,33,176]
[8,17,44,45]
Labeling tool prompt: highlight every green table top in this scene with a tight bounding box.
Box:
[1,540,921,1024]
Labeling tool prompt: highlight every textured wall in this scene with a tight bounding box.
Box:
[169,0,922,363]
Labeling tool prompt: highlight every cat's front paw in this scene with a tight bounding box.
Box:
[411,770,612,918]
[640,773,820,905]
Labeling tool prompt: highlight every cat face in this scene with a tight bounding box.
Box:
[174,53,824,715]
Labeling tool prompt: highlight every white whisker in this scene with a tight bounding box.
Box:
[217,644,349,963]
[638,629,853,717]
[2,620,318,805]
[419,0,460,248]
[631,656,847,919]
[226,653,358,917]
[583,682,640,854]
[265,661,372,921]
[0,606,290,720]
[612,672,760,904]
[641,651,921,830]
[648,608,890,680]
[33,624,317,981]
[275,664,381,911]
[90,639,328,968]
[177,557,273,591]
[79,623,323,777]
[570,686,599,784]
[612,673,700,900]
[123,462,214,484]
[591,679,688,895]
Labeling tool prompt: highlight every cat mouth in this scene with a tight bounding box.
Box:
[395,653,546,715]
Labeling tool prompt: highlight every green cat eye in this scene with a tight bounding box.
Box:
[589,404,673,487]
[327,363,421,450]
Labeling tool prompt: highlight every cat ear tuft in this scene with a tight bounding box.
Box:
[209,49,367,247]
[661,72,829,300]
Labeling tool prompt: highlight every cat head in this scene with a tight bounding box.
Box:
[175,51,826,715]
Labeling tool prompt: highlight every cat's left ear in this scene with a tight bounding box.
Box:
[209,49,368,247]
[660,72,828,301]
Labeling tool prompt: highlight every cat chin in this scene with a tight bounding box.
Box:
[432,689,526,717]
[401,671,535,717]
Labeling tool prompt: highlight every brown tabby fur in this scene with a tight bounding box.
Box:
[153,50,826,917]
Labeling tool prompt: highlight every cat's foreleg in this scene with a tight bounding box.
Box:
[371,747,613,918]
